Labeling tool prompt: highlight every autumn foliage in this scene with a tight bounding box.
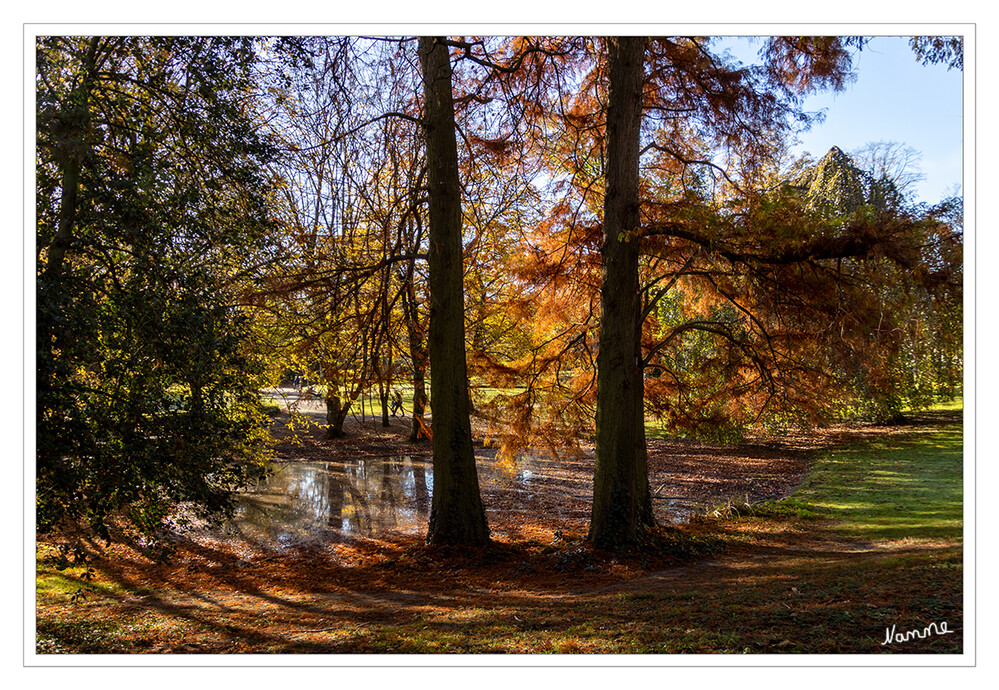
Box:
[36,34,962,549]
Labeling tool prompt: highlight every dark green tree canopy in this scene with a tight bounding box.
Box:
[36,36,280,550]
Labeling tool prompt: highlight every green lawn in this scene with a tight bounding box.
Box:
[790,416,963,542]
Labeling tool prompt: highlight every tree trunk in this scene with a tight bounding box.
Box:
[410,364,430,442]
[325,391,349,439]
[42,37,99,285]
[39,37,100,412]
[401,249,431,442]
[44,156,82,285]
[378,371,390,427]
[418,36,490,546]
[588,37,655,548]
[380,269,392,427]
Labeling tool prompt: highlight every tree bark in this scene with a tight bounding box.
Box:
[588,37,655,548]
[378,371,390,427]
[418,36,490,546]
[42,37,100,285]
[380,263,392,427]
[325,390,349,439]
[401,263,430,442]
[408,346,430,441]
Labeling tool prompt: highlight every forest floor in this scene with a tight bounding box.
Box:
[34,405,964,656]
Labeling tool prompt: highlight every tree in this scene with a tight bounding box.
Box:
[36,36,277,549]
[418,36,490,546]
[258,37,370,438]
[588,36,654,547]
[512,36,861,545]
[36,32,963,561]
[849,141,926,203]
[260,37,429,440]
[479,36,885,546]
[784,146,962,419]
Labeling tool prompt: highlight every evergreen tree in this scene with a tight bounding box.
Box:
[36,36,278,550]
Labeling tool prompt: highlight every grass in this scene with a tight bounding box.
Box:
[928,396,963,412]
[787,417,963,542]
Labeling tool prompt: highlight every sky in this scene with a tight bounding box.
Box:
[723,36,965,205]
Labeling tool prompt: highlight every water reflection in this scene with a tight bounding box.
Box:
[227,455,535,544]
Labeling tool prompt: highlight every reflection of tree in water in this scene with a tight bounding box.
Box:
[380,457,397,516]
[229,457,440,541]
[344,456,432,532]
[223,453,563,546]
[412,457,430,514]
[341,459,373,533]
[325,463,343,531]
[233,464,338,541]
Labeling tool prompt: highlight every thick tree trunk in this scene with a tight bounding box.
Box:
[588,37,655,548]
[325,391,349,439]
[418,36,490,546]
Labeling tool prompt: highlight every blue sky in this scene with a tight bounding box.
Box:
[723,36,965,205]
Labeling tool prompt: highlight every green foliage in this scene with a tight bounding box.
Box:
[36,36,279,548]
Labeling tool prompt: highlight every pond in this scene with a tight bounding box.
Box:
[219,455,538,547]
[210,450,701,550]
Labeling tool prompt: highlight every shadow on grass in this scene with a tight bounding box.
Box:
[36,411,964,654]
[37,516,963,654]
